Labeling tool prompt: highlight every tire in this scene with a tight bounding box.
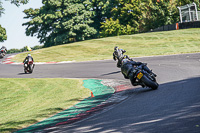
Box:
[29,65,33,73]
[141,75,159,90]
[0,54,3,58]
[24,69,27,74]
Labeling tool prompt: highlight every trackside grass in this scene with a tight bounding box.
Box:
[12,28,200,62]
[0,78,90,133]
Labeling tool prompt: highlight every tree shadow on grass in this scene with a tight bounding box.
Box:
[14,93,114,133]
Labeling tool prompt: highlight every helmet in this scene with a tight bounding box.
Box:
[121,58,129,66]
[28,54,31,56]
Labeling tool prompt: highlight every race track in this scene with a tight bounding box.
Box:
[0,53,200,133]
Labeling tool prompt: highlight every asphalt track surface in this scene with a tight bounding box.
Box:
[0,53,200,133]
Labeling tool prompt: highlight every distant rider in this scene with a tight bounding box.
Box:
[23,54,34,66]
[1,46,7,55]
[113,46,156,86]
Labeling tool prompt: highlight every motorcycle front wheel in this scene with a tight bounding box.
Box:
[28,65,33,73]
[24,68,27,74]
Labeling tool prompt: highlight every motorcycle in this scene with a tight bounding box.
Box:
[24,61,35,73]
[113,47,159,90]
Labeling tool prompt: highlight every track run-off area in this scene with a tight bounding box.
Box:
[0,53,200,133]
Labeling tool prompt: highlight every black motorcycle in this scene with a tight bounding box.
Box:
[24,61,35,73]
[113,47,159,90]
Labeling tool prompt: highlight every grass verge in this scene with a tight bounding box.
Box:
[0,78,90,133]
[12,28,200,62]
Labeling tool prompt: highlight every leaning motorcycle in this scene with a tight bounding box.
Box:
[113,46,158,90]
[24,61,35,73]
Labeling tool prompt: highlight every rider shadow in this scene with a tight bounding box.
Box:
[121,86,154,97]
[18,73,32,75]
[101,71,121,76]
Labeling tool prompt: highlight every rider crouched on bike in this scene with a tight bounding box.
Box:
[1,46,7,55]
[23,54,34,67]
[113,46,156,87]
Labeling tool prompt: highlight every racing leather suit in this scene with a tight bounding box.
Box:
[23,56,34,66]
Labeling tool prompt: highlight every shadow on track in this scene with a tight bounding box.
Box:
[18,73,31,75]
[54,76,200,133]
[101,71,121,76]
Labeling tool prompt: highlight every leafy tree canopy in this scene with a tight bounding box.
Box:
[0,24,7,42]
[23,0,97,47]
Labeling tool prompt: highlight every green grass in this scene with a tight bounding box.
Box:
[12,28,200,62]
[0,78,90,133]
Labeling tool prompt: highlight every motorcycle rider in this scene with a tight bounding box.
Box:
[1,46,7,55]
[23,53,34,67]
[113,46,156,86]
[113,46,126,67]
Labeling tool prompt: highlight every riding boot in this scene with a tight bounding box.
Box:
[143,65,157,77]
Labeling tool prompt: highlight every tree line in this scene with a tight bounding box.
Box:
[7,45,43,54]
[1,0,200,48]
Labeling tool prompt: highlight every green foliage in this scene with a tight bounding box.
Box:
[0,24,7,42]
[100,0,200,36]
[111,0,141,29]
[99,0,141,37]
[100,18,135,37]
[10,0,29,6]
[7,46,27,54]
[90,0,116,33]
[23,0,97,47]
[31,45,43,50]
[7,45,43,54]
[0,1,4,17]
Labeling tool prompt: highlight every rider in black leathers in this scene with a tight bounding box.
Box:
[113,46,156,86]
[23,54,34,66]
[0,46,7,55]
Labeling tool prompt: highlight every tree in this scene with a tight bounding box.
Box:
[90,0,116,34]
[111,0,141,31]
[0,1,4,17]
[23,0,97,47]
[0,24,7,42]
[139,0,179,32]
[100,18,135,37]
[99,0,141,37]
